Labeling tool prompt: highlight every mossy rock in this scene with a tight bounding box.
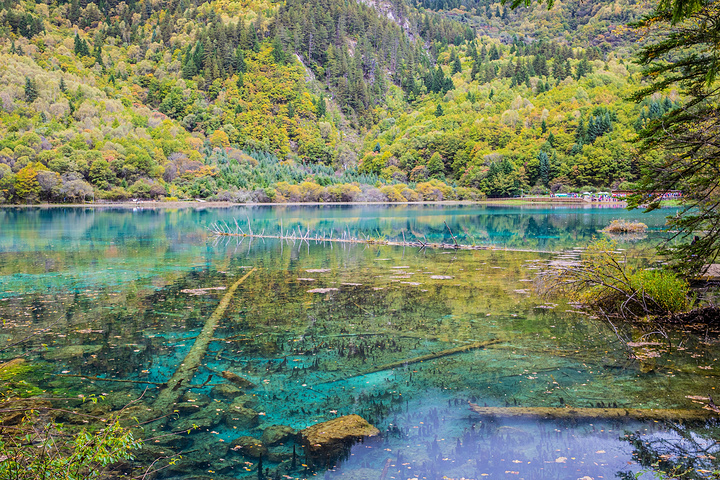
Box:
[229,394,260,410]
[117,404,162,425]
[175,391,212,413]
[173,402,228,433]
[224,404,259,429]
[160,433,235,477]
[182,391,212,406]
[220,371,256,389]
[230,435,267,458]
[212,383,243,399]
[300,414,380,466]
[261,424,296,446]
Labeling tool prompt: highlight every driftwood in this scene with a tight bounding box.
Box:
[210,222,555,255]
[154,268,256,411]
[55,374,166,386]
[468,403,717,422]
[320,339,504,384]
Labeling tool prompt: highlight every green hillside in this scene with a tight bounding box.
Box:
[0,0,657,203]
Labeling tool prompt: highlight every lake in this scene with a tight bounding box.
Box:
[1,204,718,480]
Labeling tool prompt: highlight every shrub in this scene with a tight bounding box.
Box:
[380,185,405,202]
[603,219,648,234]
[0,411,141,480]
[537,239,690,317]
[629,269,689,313]
[99,186,130,201]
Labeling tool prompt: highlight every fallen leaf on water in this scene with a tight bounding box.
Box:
[181,287,227,295]
[307,288,339,293]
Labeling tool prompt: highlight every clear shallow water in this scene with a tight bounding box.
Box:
[1,204,718,480]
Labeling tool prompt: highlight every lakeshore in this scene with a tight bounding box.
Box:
[0,196,629,209]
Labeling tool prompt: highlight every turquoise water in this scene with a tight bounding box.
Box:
[1,204,718,479]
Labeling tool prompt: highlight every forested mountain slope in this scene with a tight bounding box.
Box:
[0,0,658,203]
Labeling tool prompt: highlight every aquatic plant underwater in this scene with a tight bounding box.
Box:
[1,205,719,479]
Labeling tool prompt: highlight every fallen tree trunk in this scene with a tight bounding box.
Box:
[469,403,717,422]
[211,224,556,255]
[320,339,504,384]
[154,268,256,411]
[371,339,504,373]
[55,374,166,386]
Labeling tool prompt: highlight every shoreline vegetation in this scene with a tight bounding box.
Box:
[0,197,634,209]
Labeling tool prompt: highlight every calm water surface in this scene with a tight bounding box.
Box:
[1,204,717,480]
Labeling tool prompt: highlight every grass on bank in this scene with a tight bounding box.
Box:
[536,239,689,318]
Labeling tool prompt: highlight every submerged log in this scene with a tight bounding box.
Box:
[154,268,256,411]
[469,403,717,422]
[370,339,504,373]
[55,374,166,386]
[320,339,504,384]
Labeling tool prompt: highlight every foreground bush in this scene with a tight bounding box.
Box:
[0,408,142,480]
[537,239,689,318]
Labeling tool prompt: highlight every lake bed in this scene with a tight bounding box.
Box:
[1,205,717,480]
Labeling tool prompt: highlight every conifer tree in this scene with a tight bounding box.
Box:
[24,77,38,103]
[315,94,327,118]
[452,56,462,74]
[538,151,550,186]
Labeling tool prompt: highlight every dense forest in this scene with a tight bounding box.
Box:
[0,0,661,203]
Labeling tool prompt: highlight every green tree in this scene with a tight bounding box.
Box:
[15,164,42,203]
[628,0,720,274]
[315,94,327,118]
[538,151,550,186]
[73,33,89,57]
[24,77,38,103]
[452,56,462,74]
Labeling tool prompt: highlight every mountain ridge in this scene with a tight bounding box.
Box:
[0,0,656,203]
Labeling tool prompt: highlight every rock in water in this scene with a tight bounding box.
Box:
[230,436,267,458]
[261,424,296,446]
[221,371,256,389]
[300,414,380,466]
[224,404,259,429]
[212,383,243,399]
